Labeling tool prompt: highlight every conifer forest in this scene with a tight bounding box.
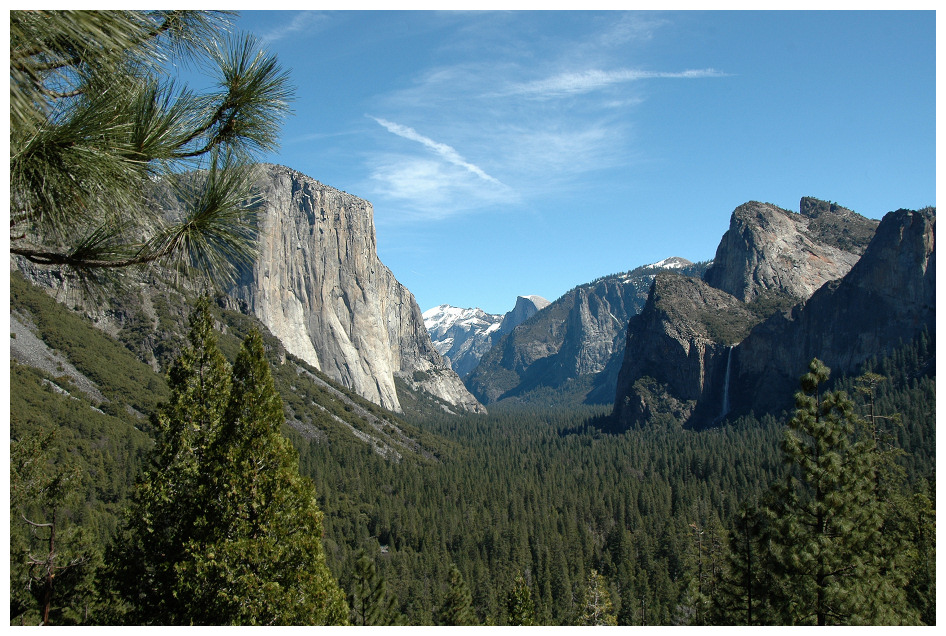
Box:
[8,275,936,625]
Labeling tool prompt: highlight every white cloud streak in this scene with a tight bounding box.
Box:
[498,68,728,99]
[370,116,505,187]
[257,12,326,44]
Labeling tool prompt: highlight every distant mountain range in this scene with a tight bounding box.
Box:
[423,295,549,377]
[12,158,934,442]
[462,257,709,407]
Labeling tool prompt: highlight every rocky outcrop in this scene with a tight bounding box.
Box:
[423,295,548,378]
[612,201,934,429]
[730,207,935,415]
[612,272,757,428]
[466,259,705,406]
[704,198,877,302]
[494,295,550,339]
[227,164,484,414]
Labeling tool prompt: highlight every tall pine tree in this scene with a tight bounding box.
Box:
[109,298,231,623]
[579,569,618,626]
[759,359,915,625]
[436,563,478,626]
[349,550,405,626]
[110,303,347,625]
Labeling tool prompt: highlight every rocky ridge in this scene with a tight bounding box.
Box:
[13,163,485,416]
[730,207,935,416]
[612,199,933,429]
[703,198,878,302]
[465,258,704,406]
[424,295,549,378]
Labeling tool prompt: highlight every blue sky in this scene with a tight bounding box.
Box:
[232,10,935,315]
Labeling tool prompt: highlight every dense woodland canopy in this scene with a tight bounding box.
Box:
[8,271,935,625]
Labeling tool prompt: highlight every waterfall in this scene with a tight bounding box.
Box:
[718,346,733,422]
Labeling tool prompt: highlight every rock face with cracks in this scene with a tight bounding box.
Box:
[227,164,484,414]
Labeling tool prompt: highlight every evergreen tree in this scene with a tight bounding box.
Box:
[710,502,776,625]
[579,569,618,626]
[505,571,537,625]
[110,305,347,624]
[108,299,230,623]
[349,550,405,626]
[436,563,478,625]
[10,430,100,625]
[10,11,292,282]
[180,327,348,624]
[759,359,913,625]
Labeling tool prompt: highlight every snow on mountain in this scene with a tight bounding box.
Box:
[644,256,693,270]
[424,295,550,378]
[423,305,504,377]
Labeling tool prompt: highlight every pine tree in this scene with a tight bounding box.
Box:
[579,569,618,626]
[10,11,292,283]
[110,304,347,625]
[349,550,405,626]
[109,298,230,623]
[710,502,777,625]
[179,327,348,624]
[10,430,99,625]
[759,359,913,625]
[505,571,537,625]
[436,563,478,625]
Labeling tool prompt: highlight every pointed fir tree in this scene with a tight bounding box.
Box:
[178,327,348,624]
[349,550,406,626]
[110,304,347,625]
[436,563,478,626]
[579,569,618,626]
[505,571,537,626]
[709,502,778,625]
[759,358,914,625]
[108,298,231,623]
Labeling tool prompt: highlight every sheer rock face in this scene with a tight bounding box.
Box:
[494,295,551,339]
[703,198,878,302]
[613,202,935,429]
[466,272,670,405]
[612,273,755,428]
[229,164,484,414]
[731,207,935,415]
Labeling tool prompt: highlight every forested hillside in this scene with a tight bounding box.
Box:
[9,270,935,624]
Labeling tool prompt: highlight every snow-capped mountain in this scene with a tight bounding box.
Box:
[423,305,503,378]
[424,295,550,377]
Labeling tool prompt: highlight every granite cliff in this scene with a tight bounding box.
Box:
[730,207,935,416]
[13,163,484,416]
[227,164,484,414]
[703,198,878,302]
[613,199,933,429]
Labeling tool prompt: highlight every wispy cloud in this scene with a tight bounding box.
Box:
[257,12,326,44]
[370,116,505,187]
[367,155,515,223]
[497,68,728,99]
[597,14,669,47]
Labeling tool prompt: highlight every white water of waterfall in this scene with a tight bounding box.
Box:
[719,346,733,420]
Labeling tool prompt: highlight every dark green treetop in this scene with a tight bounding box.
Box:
[760,359,917,625]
